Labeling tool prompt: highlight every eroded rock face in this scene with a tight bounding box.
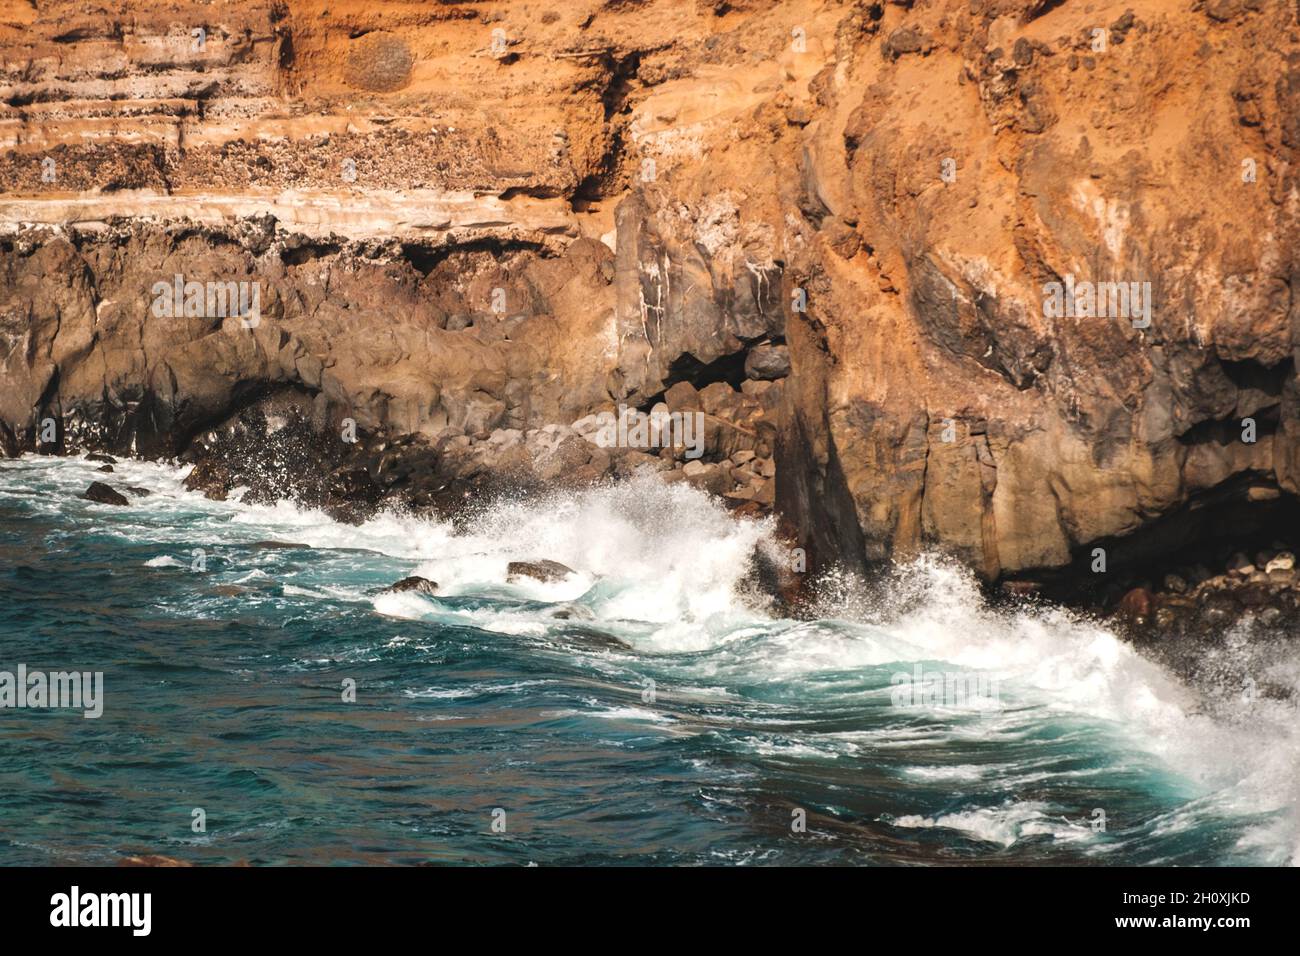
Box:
[2,1,1297,597]
[344,32,414,93]
[776,0,1300,588]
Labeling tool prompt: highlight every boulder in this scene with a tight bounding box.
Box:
[559,626,632,650]
[547,602,596,621]
[507,560,574,583]
[1228,553,1256,576]
[1266,553,1295,573]
[381,576,439,597]
[83,481,128,506]
[682,461,731,497]
[663,381,700,412]
[183,460,234,502]
[744,344,791,381]
[1117,587,1153,629]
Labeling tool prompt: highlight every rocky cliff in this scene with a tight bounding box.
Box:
[2,0,1297,603]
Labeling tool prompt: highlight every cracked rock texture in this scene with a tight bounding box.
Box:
[1,0,1298,589]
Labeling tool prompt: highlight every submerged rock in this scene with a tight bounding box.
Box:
[559,626,631,650]
[86,453,117,464]
[507,560,575,584]
[83,481,128,506]
[547,602,596,621]
[381,576,439,596]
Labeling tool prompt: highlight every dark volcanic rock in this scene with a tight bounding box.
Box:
[547,602,596,621]
[381,576,439,596]
[183,459,234,501]
[507,560,575,584]
[559,626,632,650]
[1116,587,1154,628]
[83,481,128,506]
[1101,543,1300,698]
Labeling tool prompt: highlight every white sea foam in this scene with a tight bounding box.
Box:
[903,764,989,782]
[890,800,1094,848]
[281,584,330,599]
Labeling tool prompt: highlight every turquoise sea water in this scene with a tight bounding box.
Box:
[1,455,1295,865]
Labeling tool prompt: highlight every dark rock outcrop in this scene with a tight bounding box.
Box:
[380,576,439,597]
[547,602,596,622]
[83,482,129,506]
[507,560,575,584]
